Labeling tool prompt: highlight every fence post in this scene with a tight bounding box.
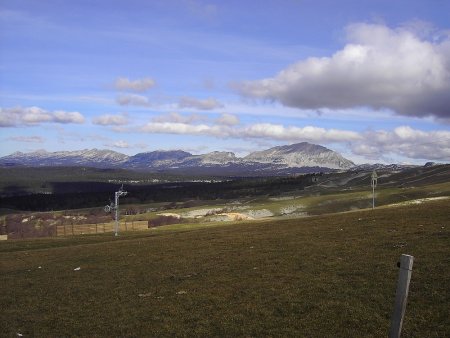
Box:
[389,254,414,338]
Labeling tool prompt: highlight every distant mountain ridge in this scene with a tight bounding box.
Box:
[0,142,355,174]
[2,149,129,167]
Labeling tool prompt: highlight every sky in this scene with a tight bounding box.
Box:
[1,0,449,164]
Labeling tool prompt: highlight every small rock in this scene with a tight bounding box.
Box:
[176,290,187,295]
[38,266,42,269]
[138,292,152,298]
[74,267,81,271]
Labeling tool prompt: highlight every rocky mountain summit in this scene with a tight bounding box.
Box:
[244,143,354,170]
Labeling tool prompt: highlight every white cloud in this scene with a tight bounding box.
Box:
[178,96,224,110]
[152,112,204,124]
[18,106,53,124]
[112,140,130,149]
[116,94,150,107]
[354,126,450,161]
[141,122,229,138]
[114,77,155,92]
[237,23,450,119]
[92,113,129,126]
[53,111,85,124]
[0,106,85,127]
[242,124,361,143]
[140,118,360,144]
[216,113,239,126]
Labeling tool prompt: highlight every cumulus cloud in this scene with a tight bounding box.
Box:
[114,77,155,92]
[112,140,130,149]
[52,111,85,124]
[92,113,129,126]
[354,126,450,161]
[178,96,224,110]
[141,122,230,138]
[116,94,150,107]
[237,23,450,119]
[0,106,85,127]
[242,124,361,143]
[216,113,240,126]
[152,112,205,124]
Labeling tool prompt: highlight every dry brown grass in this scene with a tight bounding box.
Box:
[1,199,449,337]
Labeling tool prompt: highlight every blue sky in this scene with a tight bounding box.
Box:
[1,0,449,164]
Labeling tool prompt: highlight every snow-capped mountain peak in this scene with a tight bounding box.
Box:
[0,142,355,173]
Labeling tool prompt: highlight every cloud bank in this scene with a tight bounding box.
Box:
[140,113,450,161]
[0,106,85,127]
[237,23,450,119]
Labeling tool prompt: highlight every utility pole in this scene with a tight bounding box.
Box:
[371,170,378,209]
[105,185,128,236]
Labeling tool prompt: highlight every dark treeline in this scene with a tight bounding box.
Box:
[0,174,321,211]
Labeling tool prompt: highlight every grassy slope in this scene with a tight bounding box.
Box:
[1,199,449,337]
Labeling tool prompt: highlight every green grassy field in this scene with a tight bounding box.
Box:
[1,199,449,337]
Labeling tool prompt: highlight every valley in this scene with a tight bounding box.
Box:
[0,159,449,337]
[1,163,449,239]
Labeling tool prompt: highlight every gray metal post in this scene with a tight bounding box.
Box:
[372,184,375,209]
[389,254,414,338]
[371,170,378,209]
[114,191,119,236]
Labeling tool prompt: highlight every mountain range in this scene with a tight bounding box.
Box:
[0,142,355,175]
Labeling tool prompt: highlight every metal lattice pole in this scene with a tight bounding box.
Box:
[105,185,128,237]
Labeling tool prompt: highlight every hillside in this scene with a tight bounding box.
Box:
[1,164,449,213]
[1,199,449,337]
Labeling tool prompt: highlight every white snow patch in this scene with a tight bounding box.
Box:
[389,196,449,207]
[157,213,181,219]
[243,209,274,218]
[269,196,296,201]
[181,208,222,218]
[279,205,304,215]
